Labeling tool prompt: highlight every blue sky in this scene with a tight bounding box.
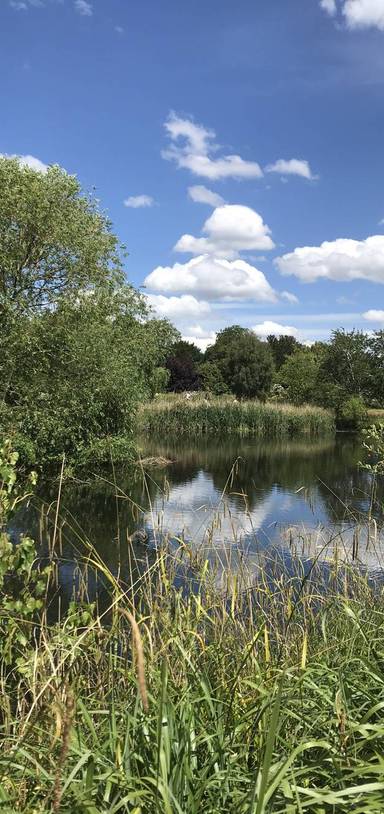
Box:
[2,0,384,348]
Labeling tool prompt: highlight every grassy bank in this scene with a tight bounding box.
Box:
[139,396,335,438]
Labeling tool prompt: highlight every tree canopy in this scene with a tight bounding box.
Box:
[0,158,123,319]
[207,327,274,399]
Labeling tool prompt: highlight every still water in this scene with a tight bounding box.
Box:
[14,434,384,590]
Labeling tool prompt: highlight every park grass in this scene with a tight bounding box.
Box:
[139,396,335,439]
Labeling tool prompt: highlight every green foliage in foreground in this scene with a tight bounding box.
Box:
[139,396,335,438]
[1,444,384,812]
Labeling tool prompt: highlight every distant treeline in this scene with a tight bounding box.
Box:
[161,328,384,429]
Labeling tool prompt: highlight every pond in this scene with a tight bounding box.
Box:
[13,433,384,604]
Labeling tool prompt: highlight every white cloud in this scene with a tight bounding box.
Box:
[146,294,211,320]
[379,218,384,226]
[74,0,93,15]
[320,0,337,15]
[145,254,277,303]
[281,290,299,304]
[276,236,384,284]
[0,153,48,172]
[265,158,316,181]
[182,327,216,352]
[252,321,299,339]
[175,204,275,259]
[188,185,225,207]
[320,0,384,30]
[343,0,384,30]
[162,112,263,181]
[363,309,384,321]
[124,194,155,208]
[115,25,124,34]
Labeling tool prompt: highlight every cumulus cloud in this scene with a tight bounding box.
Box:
[281,290,299,304]
[182,327,217,352]
[145,255,277,303]
[188,185,225,207]
[320,0,384,30]
[343,0,384,29]
[252,321,299,339]
[265,159,316,180]
[276,236,384,284]
[0,153,48,172]
[123,194,155,208]
[175,204,275,259]
[146,294,211,320]
[162,112,263,181]
[320,0,337,15]
[74,0,93,15]
[363,309,384,321]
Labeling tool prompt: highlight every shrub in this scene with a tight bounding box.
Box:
[336,395,367,431]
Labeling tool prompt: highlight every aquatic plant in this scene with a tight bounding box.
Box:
[140,396,335,439]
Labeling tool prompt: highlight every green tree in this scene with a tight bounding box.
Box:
[367,331,384,406]
[4,289,165,461]
[198,361,228,395]
[0,158,122,317]
[277,349,320,405]
[207,327,274,399]
[318,329,372,402]
[0,158,177,461]
[267,334,302,371]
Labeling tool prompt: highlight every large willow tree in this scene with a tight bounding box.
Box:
[0,158,177,462]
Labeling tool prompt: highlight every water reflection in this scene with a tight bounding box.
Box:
[13,434,384,607]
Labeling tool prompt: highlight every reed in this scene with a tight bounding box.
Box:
[140,396,335,438]
[1,452,384,813]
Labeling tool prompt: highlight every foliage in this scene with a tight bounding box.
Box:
[165,340,203,392]
[277,348,320,405]
[0,441,51,678]
[318,329,372,403]
[0,157,123,319]
[361,422,384,477]
[151,366,171,395]
[198,361,229,395]
[0,160,177,463]
[367,330,384,405]
[267,334,301,370]
[207,326,274,399]
[2,289,174,462]
[336,395,367,431]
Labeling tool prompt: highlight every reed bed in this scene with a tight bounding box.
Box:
[139,397,335,438]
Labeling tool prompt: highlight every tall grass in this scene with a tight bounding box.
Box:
[140,396,335,438]
[2,518,384,808]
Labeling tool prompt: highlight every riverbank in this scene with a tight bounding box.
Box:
[139,396,335,438]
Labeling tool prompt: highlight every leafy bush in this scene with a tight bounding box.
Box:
[336,395,367,431]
